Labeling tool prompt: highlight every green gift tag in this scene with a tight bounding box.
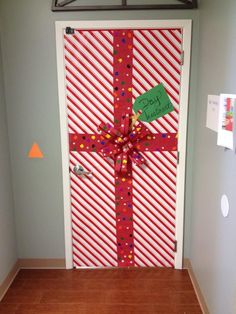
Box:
[133,84,174,123]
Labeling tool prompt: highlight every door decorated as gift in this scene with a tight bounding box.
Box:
[56,21,191,269]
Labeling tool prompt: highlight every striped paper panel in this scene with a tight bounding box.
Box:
[64,28,182,268]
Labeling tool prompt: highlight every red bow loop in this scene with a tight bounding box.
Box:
[98,115,151,173]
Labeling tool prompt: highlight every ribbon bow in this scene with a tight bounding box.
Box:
[98,114,150,173]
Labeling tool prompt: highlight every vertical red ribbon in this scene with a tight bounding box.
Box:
[113,30,135,266]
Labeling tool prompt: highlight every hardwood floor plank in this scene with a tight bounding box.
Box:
[10,278,193,292]
[6,303,203,314]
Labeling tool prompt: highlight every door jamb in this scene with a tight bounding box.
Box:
[55,19,192,269]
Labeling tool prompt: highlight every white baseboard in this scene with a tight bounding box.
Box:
[19,258,65,269]
[184,258,209,314]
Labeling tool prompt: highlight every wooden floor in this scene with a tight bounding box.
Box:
[0,268,202,314]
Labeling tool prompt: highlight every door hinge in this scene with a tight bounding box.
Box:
[66,27,74,35]
[177,151,180,164]
[174,240,177,253]
[181,51,184,65]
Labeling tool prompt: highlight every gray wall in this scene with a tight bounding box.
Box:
[190,0,236,313]
[0,0,199,259]
[0,29,17,284]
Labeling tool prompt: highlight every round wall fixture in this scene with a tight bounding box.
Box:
[221,194,229,218]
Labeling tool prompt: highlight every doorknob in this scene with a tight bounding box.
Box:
[73,165,92,177]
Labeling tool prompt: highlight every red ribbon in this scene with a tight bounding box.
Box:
[98,114,150,173]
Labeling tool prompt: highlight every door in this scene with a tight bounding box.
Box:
[56,20,191,269]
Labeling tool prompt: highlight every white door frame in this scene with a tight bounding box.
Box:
[55,20,192,270]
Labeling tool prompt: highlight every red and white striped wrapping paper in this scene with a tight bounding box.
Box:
[64,28,182,268]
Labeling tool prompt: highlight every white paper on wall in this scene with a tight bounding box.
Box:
[217,94,236,150]
[206,95,220,132]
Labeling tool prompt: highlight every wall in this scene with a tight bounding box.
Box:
[0,0,199,259]
[190,0,236,313]
[0,28,17,284]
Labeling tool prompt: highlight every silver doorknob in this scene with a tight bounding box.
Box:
[73,165,92,177]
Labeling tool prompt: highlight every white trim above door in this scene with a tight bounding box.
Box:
[55,20,192,270]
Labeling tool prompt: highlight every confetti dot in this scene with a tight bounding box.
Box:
[79,144,84,148]
[122,177,126,182]
[91,135,96,140]
[118,58,123,63]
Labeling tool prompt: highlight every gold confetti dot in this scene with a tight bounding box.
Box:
[79,144,84,148]
[128,255,132,259]
[105,134,111,139]
[122,159,128,164]
[91,135,96,140]
[122,178,126,182]
[118,58,123,63]
[128,87,132,92]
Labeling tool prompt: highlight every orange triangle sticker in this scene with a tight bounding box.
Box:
[28,142,44,159]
